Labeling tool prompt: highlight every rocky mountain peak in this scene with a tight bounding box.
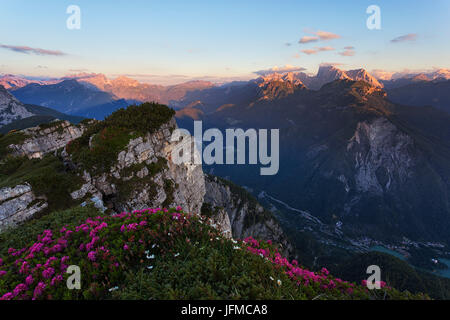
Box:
[111,75,140,87]
[256,72,306,100]
[0,85,34,127]
[346,68,383,88]
[63,73,111,91]
[317,65,350,82]
[0,74,58,90]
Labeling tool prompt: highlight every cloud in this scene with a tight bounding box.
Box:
[285,42,292,47]
[299,36,319,44]
[301,46,335,55]
[254,65,306,76]
[301,49,317,55]
[315,30,341,41]
[344,46,354,50]
[298,30,341,45]
[318,46,334,52]
[338,49,355,56]
[390,33,418,43]
[0,44,66,56]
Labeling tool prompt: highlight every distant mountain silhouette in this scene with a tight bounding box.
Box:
[387,80,450,113]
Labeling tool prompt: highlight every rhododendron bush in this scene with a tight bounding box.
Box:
[0,207,427,300]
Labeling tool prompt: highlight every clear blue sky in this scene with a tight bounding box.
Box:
[0,0,449,84]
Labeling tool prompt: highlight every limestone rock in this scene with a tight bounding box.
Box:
[8,120,86,159]
[0,183,48,232]
[70,118,206,215]
[204,175,294,257]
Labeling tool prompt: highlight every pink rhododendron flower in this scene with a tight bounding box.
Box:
[321,267,330,276]
[33,282,46,299]
[0,292,14,300]
[51,275,63,286]
[13,283,28,296]
[42,267,55,279]
[87,251,97,262]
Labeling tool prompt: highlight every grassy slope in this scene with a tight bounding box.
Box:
[0,155,83,213]
[0,206,427,300]
[330,251,450,300]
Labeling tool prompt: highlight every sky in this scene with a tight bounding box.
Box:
[0,0,449,85]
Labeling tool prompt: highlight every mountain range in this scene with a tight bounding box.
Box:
[0,85,83,133]
[380,68,450,89]
[4,66,449,119]
[64,73,215,104]
[174,73,450,263]
[386,79,450,114]
[3,66,450,250]
[2,73,215,105]
[2,65,450,297]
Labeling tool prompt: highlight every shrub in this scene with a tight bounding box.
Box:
[0,154,83,213]
[0,131,28,160]
[0,207,428,300]
[67,103,175,175]
[0,205,102,256]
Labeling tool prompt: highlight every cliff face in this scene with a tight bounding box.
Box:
[204,175,294,257]
[346,117,415,195]
[0,105,291,253]
[69,118,206,214]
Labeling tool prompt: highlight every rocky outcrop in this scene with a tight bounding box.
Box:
[0,108,293,251]
[0,85,34,127]
[0,184,48,232]
[256,72,306,100]
[347,117,415,194]
[8,120,85,159]
[204,175,294,256]
[69,118,206,215]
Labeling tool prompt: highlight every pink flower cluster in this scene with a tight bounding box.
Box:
[0,227,73,300]
[243,236,359,295]
[0,207,185,300]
